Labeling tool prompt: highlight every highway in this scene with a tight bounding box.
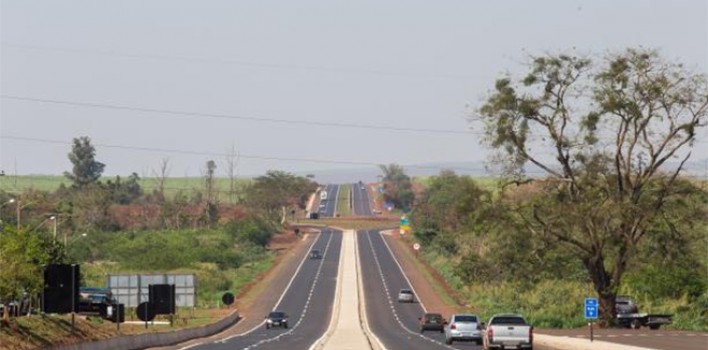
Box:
[351,183,372,216]
[189,229,342,350]
[318,184,340,218]
[358,230,480,350]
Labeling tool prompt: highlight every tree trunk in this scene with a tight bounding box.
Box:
[584,253,617,327]
[2,302,8,321]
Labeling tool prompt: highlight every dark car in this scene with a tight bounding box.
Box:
[310,249,322,259]
[419,312,446,333]
[78,287,116,316]
[265,311,289,329]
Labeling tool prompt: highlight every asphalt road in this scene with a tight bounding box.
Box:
[351,183,372,216]
[358,230,481,350]
[192,229,342,350]
[318,184,340,218]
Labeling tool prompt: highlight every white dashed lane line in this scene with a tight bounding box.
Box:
[240,231,335,350]
[364,231,455,350]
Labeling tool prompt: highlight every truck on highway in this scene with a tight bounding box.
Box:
[482,314,533,350]
[320,190,327,201]
[615,296,672,330]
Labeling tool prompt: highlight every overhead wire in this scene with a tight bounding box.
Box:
[1,95,480,136]
[1,42,488,81]
[1,135,491,173]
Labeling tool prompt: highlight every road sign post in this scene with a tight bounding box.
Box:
[584,298,598,342]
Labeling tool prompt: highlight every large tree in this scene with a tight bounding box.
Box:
[64,136,105,188]
[243,170,316,223]
[379,163,414,211]
[0,226,53,321]
[477,48,707,325]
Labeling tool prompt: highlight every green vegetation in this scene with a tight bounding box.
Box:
[380,164,414,211]
[0,175,251,201]
[1,136,317,325]
[404,48,708,330]
[337,184,352,216]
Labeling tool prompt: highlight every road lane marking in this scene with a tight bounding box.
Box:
[377,230,427,313]
[237,231,336,349]
[356,231,388,350]
[215,231,323,343]
[364,230,455,349]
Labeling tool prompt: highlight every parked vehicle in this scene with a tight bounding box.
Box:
[265,311,289,329]
[482,314,533,350]
[397,288,414,303]
[78,287,116,316]
[445,313,483,345]
[419,312,446,333]
[615,296,672,330]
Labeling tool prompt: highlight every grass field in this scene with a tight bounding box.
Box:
[336,184,351,216]
[0,175,251,202]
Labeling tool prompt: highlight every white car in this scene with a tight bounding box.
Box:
[445,314,482,345]
[482,314,533,350]
[397,288,414,303]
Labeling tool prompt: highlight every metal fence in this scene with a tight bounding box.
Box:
[106,273,196,308]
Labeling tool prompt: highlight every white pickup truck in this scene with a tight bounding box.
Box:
[482,314,533,350]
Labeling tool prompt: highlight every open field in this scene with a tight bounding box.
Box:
[336,184,351,216]
[0,175,251,201]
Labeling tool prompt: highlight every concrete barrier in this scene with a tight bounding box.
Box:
[47,311,240,350]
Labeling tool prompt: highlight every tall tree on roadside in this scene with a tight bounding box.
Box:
[244,170,316,223]
[379,163,414,211]
[477,48,707,325]
[204,160,219,228]
[64,136,105,189]
[0,227,52,321]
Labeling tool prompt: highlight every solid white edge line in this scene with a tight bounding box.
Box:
[307,230,346,350]
[240,232,335,348]
[378,230,428,313]
[216,231,321,343]
[367,230,455,350]
[357,230,388,350]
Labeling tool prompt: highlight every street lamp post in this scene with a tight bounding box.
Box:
[50,216,57,242]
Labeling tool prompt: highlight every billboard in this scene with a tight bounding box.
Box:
[107,273,196,308]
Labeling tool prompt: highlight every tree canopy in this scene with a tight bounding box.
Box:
[477,48,707,325]
[379,163,414,211]
[64,136,105,189]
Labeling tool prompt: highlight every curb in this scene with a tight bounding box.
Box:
[308,229,346,350]
[535,334,656,350]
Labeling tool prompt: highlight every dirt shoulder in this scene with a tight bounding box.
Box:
[380,230,468,319]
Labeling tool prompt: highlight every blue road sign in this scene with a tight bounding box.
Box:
[584,298,599,319]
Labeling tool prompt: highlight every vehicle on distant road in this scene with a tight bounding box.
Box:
[309,249,322,259]
[482,314,533,350]
[419,312,446,333]
[320,191,328,201]
[265,311,289,329]
[615,296,672,330]
[445,313,483,345]
[397,288,414,303]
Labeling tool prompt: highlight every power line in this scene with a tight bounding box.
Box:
[1,42,487,81]
[1,135,490,173]
[1,95,479,136]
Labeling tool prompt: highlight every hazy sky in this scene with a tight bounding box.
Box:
[1,0,707,178]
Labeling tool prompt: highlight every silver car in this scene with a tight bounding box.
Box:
[445,314,482,345]
[397,288,414,303]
